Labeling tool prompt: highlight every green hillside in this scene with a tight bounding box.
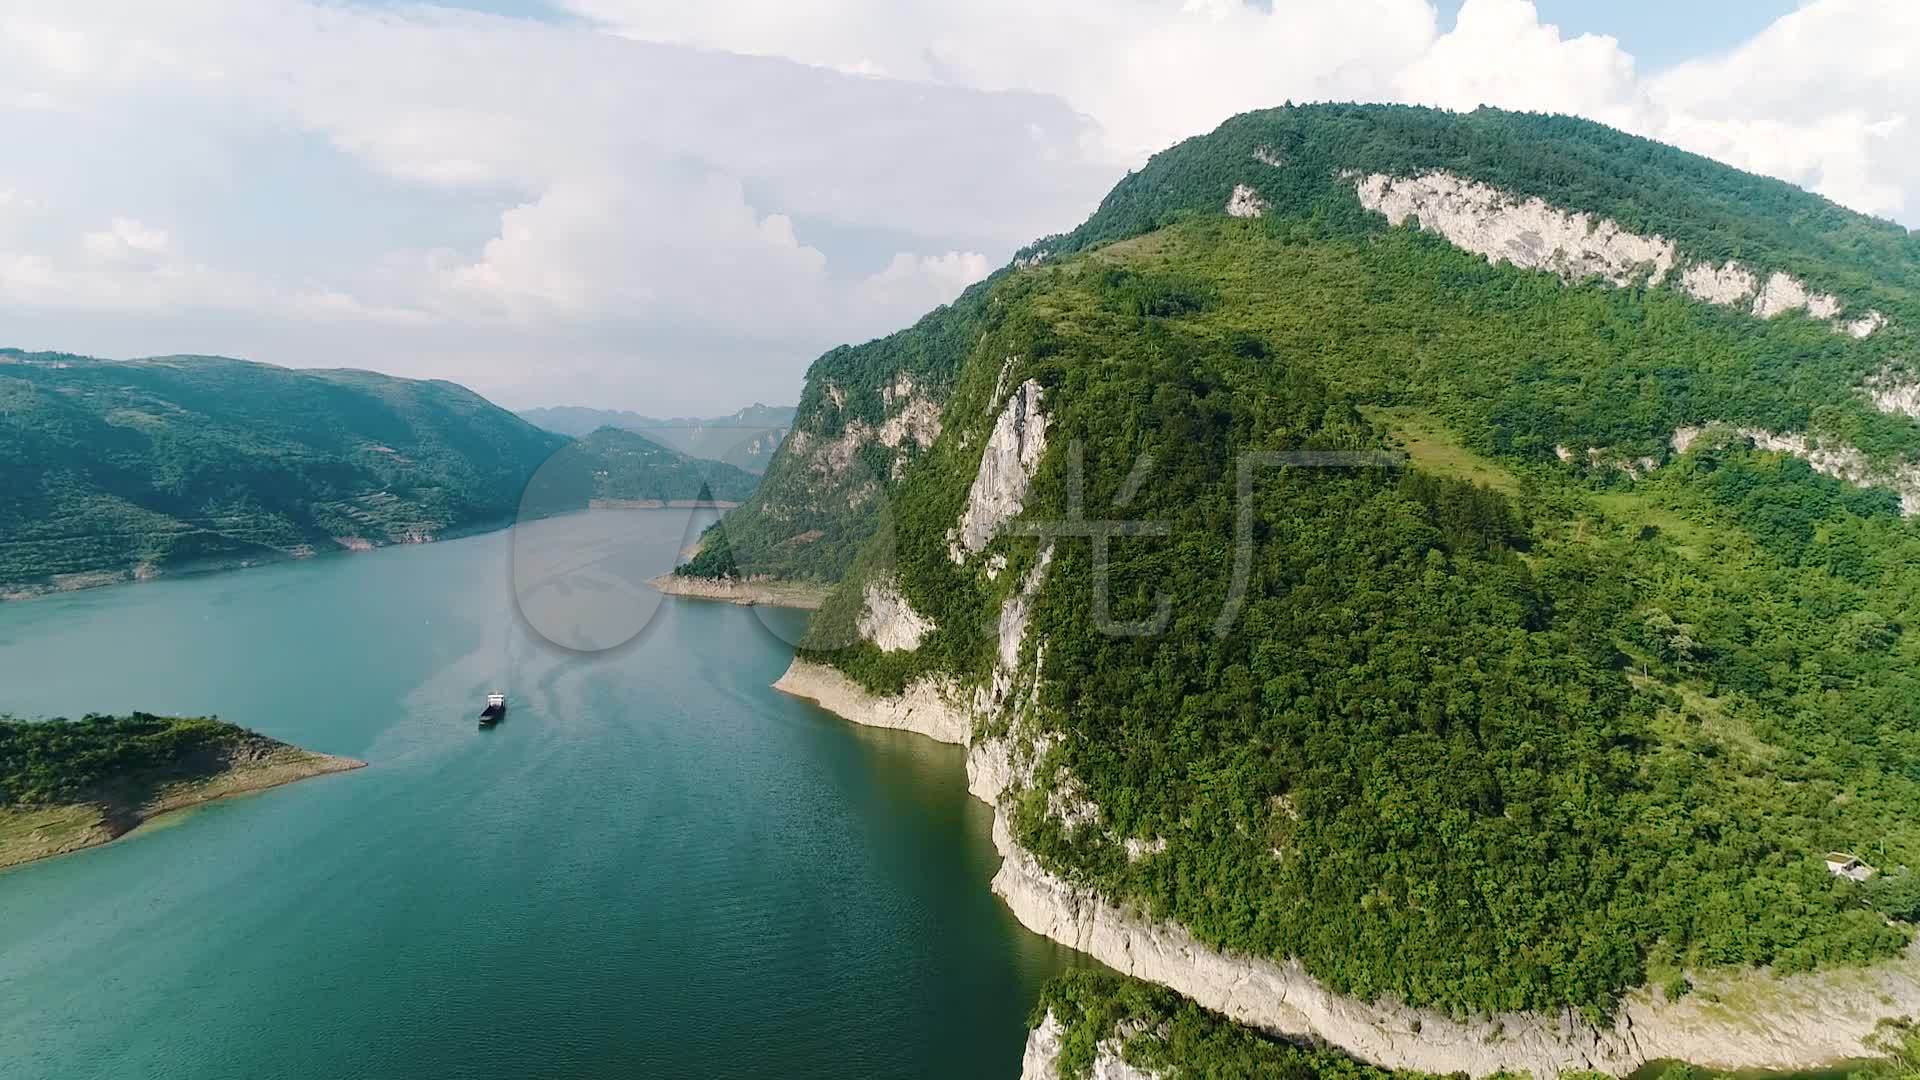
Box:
[541,426,760,504]
[520,403,794,473]
[0,350,568,596]
[734,103,1920,1041]
[689,103,1920,586]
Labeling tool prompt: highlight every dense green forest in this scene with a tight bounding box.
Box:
[0,713,272,806]
[0,350,569,594]
[780,103,1920,1021]
[519,403,794,474]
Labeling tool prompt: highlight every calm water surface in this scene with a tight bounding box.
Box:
[0,511,1086,1079]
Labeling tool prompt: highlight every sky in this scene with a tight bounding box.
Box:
[1,1,1915,415]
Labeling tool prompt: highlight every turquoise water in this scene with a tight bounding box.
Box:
[0,511,1086,1079]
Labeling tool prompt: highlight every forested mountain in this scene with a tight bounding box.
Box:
[711,104,1920,1075]
[538,427,759,505]
[0,350,572,597]
[519,403,794,473]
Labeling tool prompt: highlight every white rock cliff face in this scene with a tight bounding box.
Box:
[1225,184,1269,219]
[1020,1012,1069,1080]
[1867,369,1920,420]
[1845,310,1890,339]
[1751,271,1843,321]
[787,374,946,501]
[1354,172,1886,337]
[771,659,970,745]
[1673,424,1920,515]
[1679,261,1757,306]
[1020,1011,1166,1080]
[951,379,1050,562]
[1355,172,1676,287]
[857,579,935,652]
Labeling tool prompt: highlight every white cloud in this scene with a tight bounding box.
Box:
[81,217,170,263]
[568,0,1920,224]
[0,0,1915,413]
[1646,0,1920,221]
[564,0,1439,162]
[854,250,992,314]
[1395,0,1644,124]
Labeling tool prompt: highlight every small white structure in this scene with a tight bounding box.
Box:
[1825,852,1875,882]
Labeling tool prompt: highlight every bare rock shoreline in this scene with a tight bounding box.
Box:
[648,573,830,610]
[773,656,1920,1078]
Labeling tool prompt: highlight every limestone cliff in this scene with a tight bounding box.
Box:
[1021,1012,1164,1080]
[951,379,1051,562]
[783,648,1920,1078]
[1355,171,1886,337]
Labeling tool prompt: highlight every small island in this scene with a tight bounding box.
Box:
[1,712,363,871]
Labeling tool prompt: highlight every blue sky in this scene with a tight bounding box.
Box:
[1,0,1911,413]
[1435,0,1803,71]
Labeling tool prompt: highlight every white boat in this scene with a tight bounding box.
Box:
[479,691,506,725]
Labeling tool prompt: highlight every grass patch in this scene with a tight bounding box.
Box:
[1361,405,1520,493]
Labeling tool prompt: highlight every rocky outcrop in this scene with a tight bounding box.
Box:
[1355,172,1676,287]
[772,658,970,744]
[1672,424,1920,515]
[783,373,947,503]
[951,379,1050,562]
[1355,172,1886,337]
[1020,1011,1165,1080]
[1226,184,1268,219]
[1679,262,1757,306]
[878,373,944,477]
[857,579,935,652]
[1752,271,1843,321]
[1867,368,1920,420]
[1844,310,1890,339]
[1021,1012,1069,1080]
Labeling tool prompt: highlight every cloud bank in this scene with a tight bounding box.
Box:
[0,0,1913,411]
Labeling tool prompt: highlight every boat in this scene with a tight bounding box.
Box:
[479,691,506,726]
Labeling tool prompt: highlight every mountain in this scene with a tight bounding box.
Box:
[519,403,795,474]
[710,104,1920,1076]
[0,350,574,597]
[538,427,759,506]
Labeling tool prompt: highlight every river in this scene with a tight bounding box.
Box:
[0,510,1086,1079]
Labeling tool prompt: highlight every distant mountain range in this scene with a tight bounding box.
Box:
[518,403,795,474]
[0,349,763,598]
[536,427,758,507]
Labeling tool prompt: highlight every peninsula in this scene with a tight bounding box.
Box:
[0,713,363,871]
